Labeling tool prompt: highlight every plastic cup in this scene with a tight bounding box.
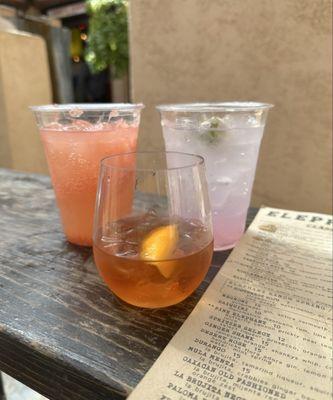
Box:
[157,102,273,250]
[31,103,144,246]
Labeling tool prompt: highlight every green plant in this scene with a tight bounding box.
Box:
[85,0,129,77]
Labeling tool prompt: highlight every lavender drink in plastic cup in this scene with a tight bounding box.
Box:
[157,102,273,250]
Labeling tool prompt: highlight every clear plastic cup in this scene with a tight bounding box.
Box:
[157,102,273,250]
[31,103,144,246]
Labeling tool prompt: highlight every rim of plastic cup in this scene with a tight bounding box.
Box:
[156,102,274,112]
[30,103,145,113]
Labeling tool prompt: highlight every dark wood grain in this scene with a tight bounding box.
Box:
[0,168,257,400]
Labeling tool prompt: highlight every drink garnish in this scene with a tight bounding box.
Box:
[141,224,179,278]
[201,117,226,144]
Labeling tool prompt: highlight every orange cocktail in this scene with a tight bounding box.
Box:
[94,214,213,308]
[32,104,144,246]
[93,152,214,308]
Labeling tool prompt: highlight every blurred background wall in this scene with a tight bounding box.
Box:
[129,0,332,214]
[0,27,52,173]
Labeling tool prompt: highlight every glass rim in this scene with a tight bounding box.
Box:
[30,103,145,113]
[156,101,274,113]
[100,151,205,172]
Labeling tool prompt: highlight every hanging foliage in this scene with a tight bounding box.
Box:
[85,0,129,77]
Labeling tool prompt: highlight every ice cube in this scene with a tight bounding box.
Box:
[147,208,157,217]
[216,176,233,185]
[69,108,84,118]
[45,122,64,130]
[219,114,237,129]
[174,117,197,130]
[218,113,262,129]
[199,117,224,131]
[64,119,93,131]
[116,248,137,257]
[109,110,119,119]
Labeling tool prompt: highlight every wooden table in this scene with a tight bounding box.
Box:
[0,168,257,400]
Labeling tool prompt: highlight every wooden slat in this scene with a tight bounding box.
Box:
[32,0,82,11]
[1,0,82,11]
[0,0,27,10]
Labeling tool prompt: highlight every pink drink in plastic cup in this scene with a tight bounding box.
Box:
[32,104,144,246]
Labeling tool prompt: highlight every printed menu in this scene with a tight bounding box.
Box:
[128,207,333,400]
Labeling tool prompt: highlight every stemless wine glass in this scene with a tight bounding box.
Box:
[93,151,214,308]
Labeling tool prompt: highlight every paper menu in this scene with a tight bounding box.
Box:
[128,207,333,400]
